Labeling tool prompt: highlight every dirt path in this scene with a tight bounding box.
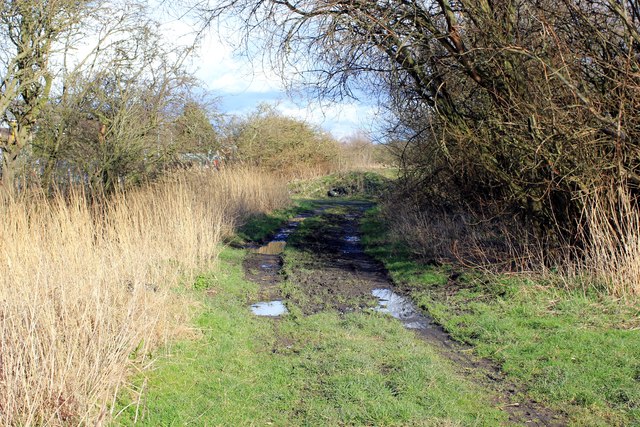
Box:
[244,200,566,426]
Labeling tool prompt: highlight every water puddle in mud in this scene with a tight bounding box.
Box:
[342,236,361,254]
[260,263,277,269]
[372,289,430,329]
[255,241,287,255]
[273,213,314,240]
[250,301,288,317]
[273,228,296,241]
[253,213,314,255]
[249,213,316,314]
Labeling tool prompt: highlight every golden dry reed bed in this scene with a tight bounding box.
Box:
[571,190,640,297]
[0,168,290,425]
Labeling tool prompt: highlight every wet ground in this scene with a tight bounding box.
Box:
[250,300,288,316]
[244,200,566,426]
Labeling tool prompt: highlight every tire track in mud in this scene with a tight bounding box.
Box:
[244,200,567,426]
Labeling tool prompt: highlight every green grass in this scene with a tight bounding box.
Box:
[235,210,291,243]
[289,170,392,199]
[114,244,506,425]
[116,197,640,426]
[234,201,316,243]
[361,208,640,426]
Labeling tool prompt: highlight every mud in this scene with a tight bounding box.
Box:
[243,200,566,426]
[283,201,390,314]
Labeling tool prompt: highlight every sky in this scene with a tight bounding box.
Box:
[162,18,378,141]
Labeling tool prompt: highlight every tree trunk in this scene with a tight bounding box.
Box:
[1,150,17,194]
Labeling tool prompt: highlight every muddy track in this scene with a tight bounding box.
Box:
[244,200,567,426]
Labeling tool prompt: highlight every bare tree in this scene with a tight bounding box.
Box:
[30,0,200,193]
[204,0,640,241]
[0,0,96,191]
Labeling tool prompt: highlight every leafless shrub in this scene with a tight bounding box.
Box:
[338,132,392,170]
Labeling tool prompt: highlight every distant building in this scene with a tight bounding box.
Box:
[177,150,223,169]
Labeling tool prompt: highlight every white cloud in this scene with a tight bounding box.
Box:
[157,13,375,138]
[275,100,378,140]
[191,31,283,94]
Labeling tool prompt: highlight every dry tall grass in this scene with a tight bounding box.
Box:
[381,198,518,268]
[566,189,640,297]
[0,168,289,425]
[383,186,640,298]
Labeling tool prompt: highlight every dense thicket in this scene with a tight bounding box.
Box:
[224,104,340,176]
[0,0,224,194]
[0,0,350,194]
[207,0,640,242]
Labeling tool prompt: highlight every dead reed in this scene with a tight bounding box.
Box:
[383,187,640,298]
[566,189,640,297]
[0,168,289,425]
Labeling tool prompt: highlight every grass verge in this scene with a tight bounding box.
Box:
[361,207,640,427]
[115,214,507,425]
[288,170,392,199]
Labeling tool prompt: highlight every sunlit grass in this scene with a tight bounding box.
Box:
[361,209,640,426]
[116,247,506,426]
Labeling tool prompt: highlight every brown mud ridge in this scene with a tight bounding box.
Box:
[244,200,567,426]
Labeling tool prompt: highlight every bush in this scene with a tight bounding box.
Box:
[226,104,340,177]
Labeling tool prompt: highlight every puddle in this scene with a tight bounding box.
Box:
[273,228,296,241]
[272,214,312,241]
[255,241,287,255]
[254,214,315,254]
[260,263,277,269]
[342,234,361,254]
[250,300,288,317]
[372,289,430,329]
